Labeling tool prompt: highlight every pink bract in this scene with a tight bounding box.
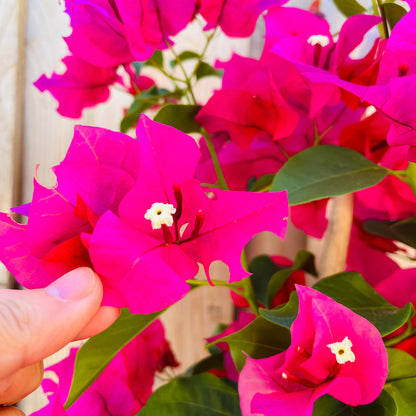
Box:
[34,55,120,118]
[88,115,288,313]
[199,0,289,37]
[31,319,178,416]
[239,286,388,416]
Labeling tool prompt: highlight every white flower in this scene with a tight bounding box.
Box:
[307,34,330,47]
[327,336,355,365]
[144,202,176,229]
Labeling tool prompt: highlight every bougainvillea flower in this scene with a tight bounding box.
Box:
[32,319,179,416]
[116,0,197,61]
[239,285,388,416]
[198,0,289,37]
[0,125,140,289]
[196,54,300,148]
[34,55,121,118]
[88,115,288,313]
[377,8,416,83]
[64,0,134,68]
[231,255,305,308]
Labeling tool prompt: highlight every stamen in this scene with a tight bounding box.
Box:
[399,63,409,77]
[162,224,174,244]
[173,184,183,221]
[295,345,311,358]
[281,371,316,388]
[191,210,204,238]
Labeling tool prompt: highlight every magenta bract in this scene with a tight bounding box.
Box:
[239,286,388,416]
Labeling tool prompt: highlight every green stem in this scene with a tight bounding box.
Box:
[387,162,416,199]
[384,322,416,347]
[165,39,197,104]
[202,128,230,190]
[189,29,218,80]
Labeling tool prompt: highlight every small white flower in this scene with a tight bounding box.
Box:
[307,34,330,47]
[144,202,176,230]
[327,336,355,365]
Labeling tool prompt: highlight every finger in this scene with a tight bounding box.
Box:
[0,362,43,405]
[0,268,103,378]
[74,305,121,340]
[0,407,25,416]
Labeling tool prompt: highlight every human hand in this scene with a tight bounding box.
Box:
[0,268,120,415]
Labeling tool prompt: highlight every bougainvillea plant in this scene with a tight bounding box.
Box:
[1,0,416,415]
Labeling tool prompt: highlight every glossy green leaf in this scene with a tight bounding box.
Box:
[208,316,290,372]
[293,250,318,276]
[382,2,407,29]
[312,389,397,416]
[153,104,202,133]
[313,272,415,336]
[249,174,274,192]
[137,373,241,416]
[385,378,416,415]
[387,348,416,382]
[260,290,299,329]
[145,50,163,68]
[195,62,223,80]
[186,353,225,376]
[271,145,388,205]
[132,61,145,77]
[363,217,416,249]
[170,51,200,68]
[65,309,162,409]
[248,255,283,307]
[333,0,366,17]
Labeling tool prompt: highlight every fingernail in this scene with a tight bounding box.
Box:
[45,267,96,301]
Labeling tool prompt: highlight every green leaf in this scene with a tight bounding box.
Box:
[137,373,242,416]
[333,0,366,17]
[293,250,318,276]
[195,62,223,80]
[64,309,162,409]
[363,217,416,249]
[248,174,274,192]
[153,104,202,133]
[145,50,163,68]
[132,61,145,77]
[186,353,225,376]
[382,2,407,29]
[385,378,416,415]
[270,145,388,205]
[260,290,299,329]
[387,348,416,382]
[208,316,290,372]
[170,51,200,68]
[313,272,415,336]
[248,255,283,307]
[312,389,398,415]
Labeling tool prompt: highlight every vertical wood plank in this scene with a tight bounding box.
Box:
[0,0,27,289]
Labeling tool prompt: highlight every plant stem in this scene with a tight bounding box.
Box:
[165,39,197,104]
[201,128,230,190]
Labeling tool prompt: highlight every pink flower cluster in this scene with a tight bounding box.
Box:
[35,0,289,117]
[0,116,288,313]
[239,286,388,416]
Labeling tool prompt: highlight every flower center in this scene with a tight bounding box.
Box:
[327,336,355,365]
[144,203,176,229]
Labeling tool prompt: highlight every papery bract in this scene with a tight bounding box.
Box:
[88,115,288,313]
[31,320,178,416]
[199,0,289,37]
[239,286,388,416]
[0,125,140,290]
[34,55,120,118]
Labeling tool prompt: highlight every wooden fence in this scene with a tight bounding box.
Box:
[0,0,320,413]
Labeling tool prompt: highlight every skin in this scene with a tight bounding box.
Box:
[0,268,120,415]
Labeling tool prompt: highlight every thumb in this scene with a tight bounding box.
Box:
[0,267,104,378]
